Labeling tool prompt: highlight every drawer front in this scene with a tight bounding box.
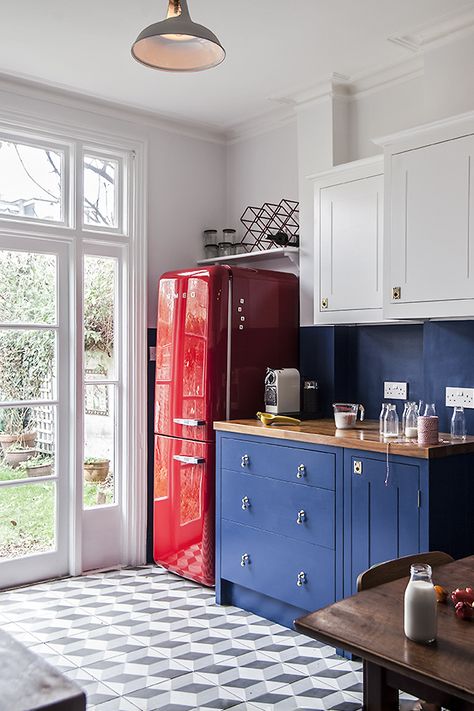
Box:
[221,438,335,490]
[221,520,335,612]
[222,469,335,549]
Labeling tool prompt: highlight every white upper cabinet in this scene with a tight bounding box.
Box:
[312,157,384,324]
[379,113,474,319]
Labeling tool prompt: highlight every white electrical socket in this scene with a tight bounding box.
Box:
[384,381,408,400]
[445,387,474,408]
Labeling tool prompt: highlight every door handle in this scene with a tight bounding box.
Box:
[172,455,206,465]
[173,418,206,427]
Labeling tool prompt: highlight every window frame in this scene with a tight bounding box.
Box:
[0,131,73,229]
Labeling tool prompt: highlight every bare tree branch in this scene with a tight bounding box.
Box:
[13,146,59,202]
[83,160,114,184]
[84,196,110,225]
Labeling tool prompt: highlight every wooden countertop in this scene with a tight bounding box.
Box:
[213,418,474,459]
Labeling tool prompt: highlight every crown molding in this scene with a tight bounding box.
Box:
[388,3,474,53]
[346,55,424,99]
[0,70,227,145]
[226,106,297,144]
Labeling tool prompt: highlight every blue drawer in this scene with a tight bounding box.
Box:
[220,519,335,612]
[221,469,335,549]
[221,437,335,490]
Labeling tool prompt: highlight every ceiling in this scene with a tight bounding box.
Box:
[0,0,472,132]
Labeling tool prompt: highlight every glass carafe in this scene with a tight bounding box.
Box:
[404,564,437,643]
[383,404,399,437]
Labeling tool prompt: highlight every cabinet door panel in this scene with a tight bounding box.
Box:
[320,175,383,312]
[390,135,474,304]
[347,453,420,595]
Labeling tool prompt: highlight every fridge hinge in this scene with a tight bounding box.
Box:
[417,490,421,508]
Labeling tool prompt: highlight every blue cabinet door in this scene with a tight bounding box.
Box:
[344,450,421,596]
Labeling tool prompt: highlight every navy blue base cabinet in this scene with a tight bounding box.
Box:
[215,432,344,628]
[216,430,474,630]
[344,449,474,597]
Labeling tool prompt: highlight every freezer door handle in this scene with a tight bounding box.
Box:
[173,418,206,427]
[172,455,206,465]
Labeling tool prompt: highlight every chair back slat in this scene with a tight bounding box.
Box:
[357,551,454,592]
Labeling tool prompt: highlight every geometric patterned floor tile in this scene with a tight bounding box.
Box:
[0,565,365,711]
[123,673,244,711]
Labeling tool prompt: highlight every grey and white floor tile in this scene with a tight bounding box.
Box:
[0,566,364,710]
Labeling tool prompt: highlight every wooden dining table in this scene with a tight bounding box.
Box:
[295,555,474,711]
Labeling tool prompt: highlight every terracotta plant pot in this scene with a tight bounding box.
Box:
[0,431,37,452]
[25,463,53,478]
[84,459,110,483]
[4,448,36,468]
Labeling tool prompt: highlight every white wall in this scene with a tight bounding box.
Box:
[226,120,298,234]
[0,77,227,327]
[147,131,226,325]
[348,76,425,161]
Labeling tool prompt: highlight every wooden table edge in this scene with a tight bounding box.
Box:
[294,618,474,705]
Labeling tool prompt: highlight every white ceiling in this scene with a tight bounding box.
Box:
[0,0,472,132]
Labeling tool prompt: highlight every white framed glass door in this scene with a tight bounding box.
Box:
[0,236,70,588]
[80,243,127,572]
[0,118,147,589]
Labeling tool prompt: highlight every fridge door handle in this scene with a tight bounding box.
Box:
[172,455,206,465]
[173,418,206,427]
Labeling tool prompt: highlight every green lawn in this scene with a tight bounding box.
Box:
[0,463,113,560]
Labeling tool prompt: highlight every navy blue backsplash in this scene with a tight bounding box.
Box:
[301,321,474,434]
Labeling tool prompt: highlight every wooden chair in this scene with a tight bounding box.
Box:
[357,551,454,711]
[357,551,454,594]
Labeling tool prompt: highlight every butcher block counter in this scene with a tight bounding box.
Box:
[215,417,474,629]
[214,418,474,459]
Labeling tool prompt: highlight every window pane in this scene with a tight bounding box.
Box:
[0,140,63,222]
[0,250,56,325]
[83,155,118,228]
[0,481,56,560]
[84,384,116,508]
[84,256,117,380]
[0,405,56,481]
[0,330,56,402]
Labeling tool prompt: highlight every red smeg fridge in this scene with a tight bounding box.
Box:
[154,265,299,586]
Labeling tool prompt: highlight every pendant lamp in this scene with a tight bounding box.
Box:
[131,0,225,72]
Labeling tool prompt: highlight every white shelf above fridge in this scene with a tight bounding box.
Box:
[197,247,299,269]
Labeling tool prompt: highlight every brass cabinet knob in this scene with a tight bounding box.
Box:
[353,460,363,475]
[392,286,401,301]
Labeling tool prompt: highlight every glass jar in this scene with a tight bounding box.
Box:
[203,229,217,246]
[218,242,233,257]
[451,406,467,440]
[404,563,437,643]
[405,402,418,439]
[383,404,399,437]
[204,244,219,259]
[222,228,237,244]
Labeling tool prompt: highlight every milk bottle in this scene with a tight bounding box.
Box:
[404,563,437,644]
